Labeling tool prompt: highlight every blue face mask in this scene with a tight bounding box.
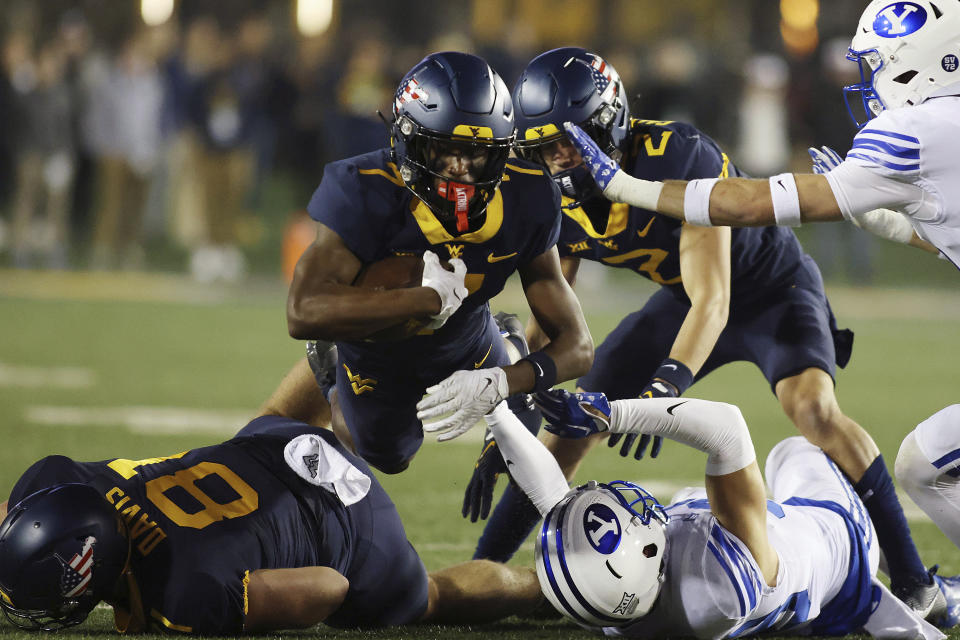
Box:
[842,47,887,129]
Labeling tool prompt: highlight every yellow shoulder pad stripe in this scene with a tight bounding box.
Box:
[504,163,543,176]
[358,163,405,187]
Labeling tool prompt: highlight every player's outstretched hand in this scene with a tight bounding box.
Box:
[422,250,468,330]
[609,380,677,460]
[462,430,506,522]
[808,146,843,175]
[535,389,611,438]
[563,121,623,192]
[418,368,508,441]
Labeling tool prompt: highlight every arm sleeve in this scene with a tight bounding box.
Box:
[484,402,569,516]
[608,398,755,476]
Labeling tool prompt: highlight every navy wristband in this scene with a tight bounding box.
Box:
[522,351,558,392]
[652,358,694,396]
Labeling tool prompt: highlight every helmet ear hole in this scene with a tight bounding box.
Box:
[893,70,918,84]
[642,543,658,558]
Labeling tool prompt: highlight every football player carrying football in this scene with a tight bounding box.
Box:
[468,45,940,619]
[287,52,592,475]
[480,388,960,637]
[0,359,542,634]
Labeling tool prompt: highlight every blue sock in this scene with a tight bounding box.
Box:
[473,394,544,561]
[854,455,929,587]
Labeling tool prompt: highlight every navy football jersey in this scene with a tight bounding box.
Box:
[6,419,385,635]
[306,149,561,357]
[557,119,807,302]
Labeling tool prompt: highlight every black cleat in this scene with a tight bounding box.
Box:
[893,567,948,621]
[305,340,338,394]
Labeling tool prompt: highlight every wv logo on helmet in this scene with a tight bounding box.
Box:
[873,2,928,37]
[584,504,622,554]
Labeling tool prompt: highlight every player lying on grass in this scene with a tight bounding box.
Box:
[0,358,542,634]
[473,389,960,638]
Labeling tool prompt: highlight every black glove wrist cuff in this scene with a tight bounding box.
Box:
[522,351,558,392]
[652,358,694,395]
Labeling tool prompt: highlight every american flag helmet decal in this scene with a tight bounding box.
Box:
[589,55,621,104]
[394,78,430,113]
[56,536,96,598]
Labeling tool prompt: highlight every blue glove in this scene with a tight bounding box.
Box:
[563,122,621,191]
[535,389,611,438]
[808,146,843,175]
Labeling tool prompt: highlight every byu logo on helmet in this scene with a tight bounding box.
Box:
[584,503,621,554]
[873,2,928,37]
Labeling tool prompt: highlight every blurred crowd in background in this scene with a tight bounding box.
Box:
[0,0,887,284]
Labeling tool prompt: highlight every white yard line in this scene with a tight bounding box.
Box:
[0,363,96,388]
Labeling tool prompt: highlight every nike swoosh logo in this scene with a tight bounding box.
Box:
[487,251,518,263]
[506,459,514,467]
[667,401,688,415]
[663,364,677,371]
[636,217,655,238]
[776,179,786,191]
[474,343,493,368]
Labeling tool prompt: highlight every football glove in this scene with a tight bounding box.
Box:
[608,380,675,459]
[422,250,468,330]
[609,359,693,460]
[562,121,621,192]
[536,389,611,438]
[808,145,843,175]
[462,430,508,522]
[418,367,509,441]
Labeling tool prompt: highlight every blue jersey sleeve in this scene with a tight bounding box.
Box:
[527,180,562,258]
[155,570,246,635]
[306,157,392,263]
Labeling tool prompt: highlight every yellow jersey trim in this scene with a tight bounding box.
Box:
[719,152,730,178]
[410,189,504,244]
[561,200,630,238]
[150,609,192,633]
[242,570,250,615]
[504,163,543,176]
[358,163,405,187]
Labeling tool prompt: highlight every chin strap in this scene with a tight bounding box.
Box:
[437,181,475,231]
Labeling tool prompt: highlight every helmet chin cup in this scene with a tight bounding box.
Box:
[551,164,603,209]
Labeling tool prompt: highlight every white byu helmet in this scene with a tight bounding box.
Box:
[535,480,668,628]
[844,0,960,126]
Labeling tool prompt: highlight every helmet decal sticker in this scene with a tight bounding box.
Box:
[583,503,622,554]
[872,2,928,37]
[56,536,96,598]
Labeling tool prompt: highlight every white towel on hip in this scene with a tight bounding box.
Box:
[283,434,371,506]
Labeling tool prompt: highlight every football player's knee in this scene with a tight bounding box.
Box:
[371,457,412,475]
[785,392,841,436]
[895,430,936,491]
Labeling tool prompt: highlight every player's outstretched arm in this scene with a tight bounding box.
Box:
[244,566,349,632]
[608,397,778,585]
[525,256,581,353]
[287,224,464,341]
[563,121,844,227]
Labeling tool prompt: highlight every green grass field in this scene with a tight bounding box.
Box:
[1,268,959,639]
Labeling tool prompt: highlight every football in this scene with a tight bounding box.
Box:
[353,254,431,341]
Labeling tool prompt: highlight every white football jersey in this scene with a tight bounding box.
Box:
[826,97,960,267]
[606,491,867,639]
